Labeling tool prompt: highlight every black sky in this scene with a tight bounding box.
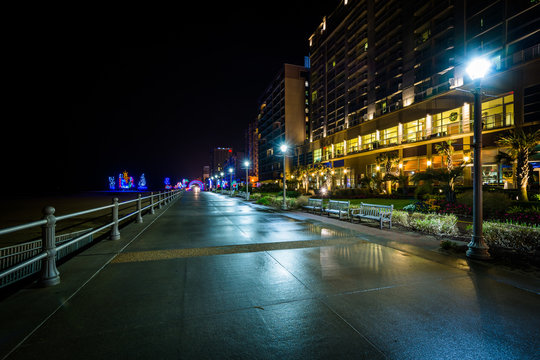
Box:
[4,2,336,191]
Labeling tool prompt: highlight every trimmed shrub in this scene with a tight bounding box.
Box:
[457,190,511,217]
[293,195,309,209]
[391,210,458,236]
[392,210,410,227]
[278,190,301,198]
[408,212,458,236]
[501,206,540,225]
[414,183,433,200]
[481,221,540,253]
[256,196,271,206]
[257,183,282,193]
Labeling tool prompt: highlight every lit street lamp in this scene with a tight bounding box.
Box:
[244,160,250,200]
[220,172,224,194]
[280,144,288,210]
[466,57,491,260]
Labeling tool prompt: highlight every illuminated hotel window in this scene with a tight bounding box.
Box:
[314,148,322,162]
[361,133,376,150]
[335,142,344,156]
[323,146,332,160]
[347,138,358,153]
[482,94,513,129]
[381,126,398,146]
[433,107,462,136]
[482,97,503,129]
[404,118,425,142]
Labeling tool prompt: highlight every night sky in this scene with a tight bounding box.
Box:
[3,2,335,192]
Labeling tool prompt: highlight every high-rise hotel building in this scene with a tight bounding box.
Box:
[258,64,310,182]
[298,0,539,188]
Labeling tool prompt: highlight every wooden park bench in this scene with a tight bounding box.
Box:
[350,203,393,229]
[323,200,350,220]
[302,198,323,214]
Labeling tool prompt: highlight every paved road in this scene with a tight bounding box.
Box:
[1,191,539,359]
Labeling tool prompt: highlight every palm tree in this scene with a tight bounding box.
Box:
[496,128,540,201]
[434,140,458,197]
[376,151,399,194]
[434,140,455,171]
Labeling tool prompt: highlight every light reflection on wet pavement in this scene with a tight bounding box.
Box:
[7,191,540,360]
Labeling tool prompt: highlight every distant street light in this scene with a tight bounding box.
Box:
[220,172,224,193]
[244,160,250,200]
[280,144,288,210]
[466,57,491,260]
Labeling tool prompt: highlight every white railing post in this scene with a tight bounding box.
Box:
[40,206,60,286]
[150,192,155,214]
[136,194,143,223]
[158,191,163,209]
[111,197,120,240]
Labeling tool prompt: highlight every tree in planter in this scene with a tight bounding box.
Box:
[376,151,399,194]
[396,173,410,195]
[496,128,540,201]
[359,175,378,194]
[293,165,311,194]
[411,166,465,202]
[434,140,458,199]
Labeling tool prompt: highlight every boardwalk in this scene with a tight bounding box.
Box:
[1,191,539,359]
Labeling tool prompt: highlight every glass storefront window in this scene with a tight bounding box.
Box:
[367,164,378,177]
[472,164,500,185]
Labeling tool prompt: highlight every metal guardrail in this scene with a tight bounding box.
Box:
[0,190,183,288]
[0,229,94,288]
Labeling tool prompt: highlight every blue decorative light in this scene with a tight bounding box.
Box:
[164,177,172,189]
[119,171,135,189]
[137,173,147,190]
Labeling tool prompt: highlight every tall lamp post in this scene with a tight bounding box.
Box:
[220,172,224,194]
[466,57,491,260]
[280,144,288,210]
[229,168,234,195]
[244,160,250,200]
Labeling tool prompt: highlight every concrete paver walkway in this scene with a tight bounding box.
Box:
[1,191,539,359]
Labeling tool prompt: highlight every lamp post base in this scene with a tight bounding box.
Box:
[281,203,288,210]
[466,236,490,260]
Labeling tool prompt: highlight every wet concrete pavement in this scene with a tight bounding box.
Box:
[1,191,539,359]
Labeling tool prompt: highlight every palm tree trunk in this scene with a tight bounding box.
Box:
[385,180,392,195]
[518,153,529,201]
